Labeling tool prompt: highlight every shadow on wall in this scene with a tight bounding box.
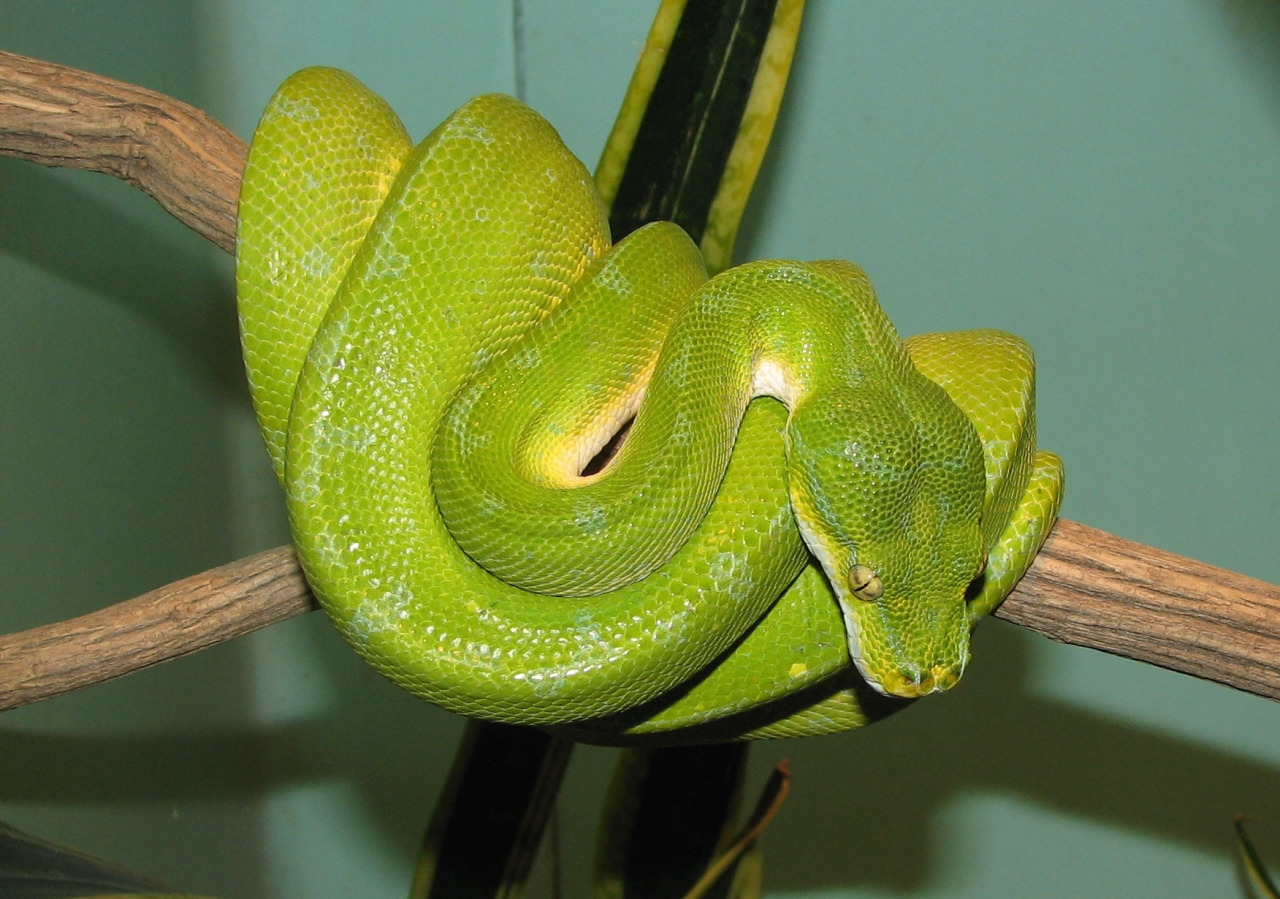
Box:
[0,164,240,394]
[2,619,1278,894]
[1215,0,1280,124]
[0,2,266,895]
[760,622,1280,892]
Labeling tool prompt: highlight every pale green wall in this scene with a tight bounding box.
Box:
[1,2,1278,897]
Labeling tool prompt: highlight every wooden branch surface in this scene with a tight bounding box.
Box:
[3,520,1277,713]
[0,50,244,253]
[1,52,1277,712]
[0,547,313,710]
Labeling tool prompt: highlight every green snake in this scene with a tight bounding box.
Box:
[236,68,1064,741]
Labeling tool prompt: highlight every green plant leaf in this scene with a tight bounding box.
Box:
[0,820,216,899]
[411,722,573,899]
[597,0,805,274]
[420,2,806,897]
[1237,816,1280,899]
[594,744,748,899]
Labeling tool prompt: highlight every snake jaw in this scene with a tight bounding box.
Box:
[833,584,969,699]
[792,476,980,700]
[786,406,982,701]
[834,566,972,701]
[873,665,965,699]
[835,577,972,700]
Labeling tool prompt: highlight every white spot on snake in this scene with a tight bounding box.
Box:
[289,475,318,505]
[265,248,285,285]
[529,251,553,282]
[752,358,798,404]
[663,347,691,388]
[512,347,541,369]
[456,427,491,458]
[706,551,755,601]
[575,505,607,534]
[350,583,414,642]
[273,95,320,122]
[302,245,335,280]
[598,261,632,297]
[671,411,693,446]
[707,551,737,586]
[452,115,495,145]
[764,263,812,284]
[311,411,378,456]
[453,381,485,420]
[369,243,408,280]
[474,207,489,222]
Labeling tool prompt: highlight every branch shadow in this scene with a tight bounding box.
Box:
[0,161,242,398]
[0,618,466,869]
[1213,0,1280,124]
[2,619,1277,895]
[763,621,1280,892]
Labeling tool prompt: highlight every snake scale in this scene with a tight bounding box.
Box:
[236,68,1063,742]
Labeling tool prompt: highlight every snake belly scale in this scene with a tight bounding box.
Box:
[236,68,1064,739]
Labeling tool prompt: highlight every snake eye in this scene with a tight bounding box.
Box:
[849,564,884,601]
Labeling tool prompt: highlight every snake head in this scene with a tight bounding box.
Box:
[786,381,987,699]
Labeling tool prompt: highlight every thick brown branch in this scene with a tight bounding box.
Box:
[1,521,1277,713]
[0,54,1277,713]
[0,50,244,253]
[0,546,314,710]
[996,519,1280,700]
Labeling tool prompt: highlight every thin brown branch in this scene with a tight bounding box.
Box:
[0,54,1277,713]
[0,50,244,253]
[2,520,1277,713]
[0,546,315,710]
[997,519,1280,700]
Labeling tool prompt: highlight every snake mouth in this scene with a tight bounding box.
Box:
[869,663,964,699]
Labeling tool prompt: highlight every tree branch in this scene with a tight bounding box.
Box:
[1,52,1277,713]
[998,519,1280,700]
[0,547,313,710]
[0,50,243,253]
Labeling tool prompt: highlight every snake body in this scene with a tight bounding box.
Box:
[236,68,1064,740]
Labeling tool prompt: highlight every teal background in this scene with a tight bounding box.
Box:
[2,1,1278,896]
